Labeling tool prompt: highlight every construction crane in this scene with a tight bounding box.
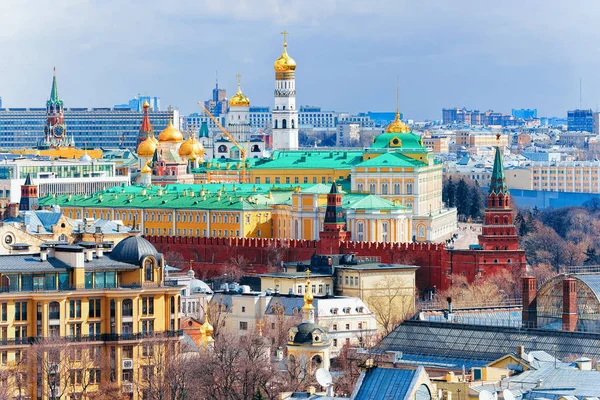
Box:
[198,103,248,183]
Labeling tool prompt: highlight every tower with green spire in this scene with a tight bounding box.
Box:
[39,67,72,149]
[478,142,520,251]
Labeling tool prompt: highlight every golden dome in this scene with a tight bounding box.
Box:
[179,135,205,159]
[274,33,296,72]
[158,120,184,143]
[141,161,152,174]
[229,74,250,107]
[142,100,150,109]
[386,111,410,133]
[137,137,157,157]
[303,269,314,308]
[200,315,214,338]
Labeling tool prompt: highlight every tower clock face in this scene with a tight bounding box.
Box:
[53,125,65,137]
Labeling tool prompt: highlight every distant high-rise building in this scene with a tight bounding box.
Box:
[203,78,227,118]
[115,95,161,112]
[0,97,2,108]
[568,109,593,132]
[512,108,537,119]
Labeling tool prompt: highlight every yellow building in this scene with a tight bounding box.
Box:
[41,182,415,243]
[0,235,182,399]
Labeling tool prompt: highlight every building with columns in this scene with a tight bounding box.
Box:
[272,31,299,150]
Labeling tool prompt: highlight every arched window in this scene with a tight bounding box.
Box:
[122,299,133,317]
[494,259,498,264]
[291,119,295,129]
[369,183,376,194]
[49,301,60,320]
[251,145,260,152]
[382,183,388,195]
[282,119,287,129]
[357,183,364,192]
[416,384,432,400]
[311,354,323,370]
[357,222,364,241]
[218,145,228,153]
[494,217,499,224]
[406,183,413,195]
[394,183,401,195]
[144,258,155,282]
[503,216,508,224]
[274,120,278,129]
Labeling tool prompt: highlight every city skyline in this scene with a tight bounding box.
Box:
[1,1,600,119]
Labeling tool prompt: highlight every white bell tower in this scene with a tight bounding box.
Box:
[272,31,299,150]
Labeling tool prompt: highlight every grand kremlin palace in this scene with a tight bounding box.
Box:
[39,34,457,243]
[40,124,456,243]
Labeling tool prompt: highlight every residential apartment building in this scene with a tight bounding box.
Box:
[0,236,182,399]
[210,290,377,355]
[504,161,600,193]
[567,109,593,132]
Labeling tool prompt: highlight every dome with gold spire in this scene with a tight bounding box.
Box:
[385,111,410,133]
[274,32,296,72]
[158,120,184,143]
[141,161,152,174]
[179,135,205,159]
[228,74,250,107]
[137,136,157,157]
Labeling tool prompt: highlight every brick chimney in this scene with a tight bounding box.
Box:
[522,276,537,328]
[562,277,578,332]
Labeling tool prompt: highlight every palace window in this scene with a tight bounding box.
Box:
[382,183,388,195]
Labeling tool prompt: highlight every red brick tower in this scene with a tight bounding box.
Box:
[19,173,39,211]
[478,141,520,251]
[319,182,350,255]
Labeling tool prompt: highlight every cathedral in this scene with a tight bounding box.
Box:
[136,101,204,186]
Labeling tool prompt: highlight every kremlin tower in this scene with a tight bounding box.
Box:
[478,137,520,251]
[319,182,351,254]
[138,100,154,145]
[39,68,74,149]
[272,31,299,150]
[19,173,39,211]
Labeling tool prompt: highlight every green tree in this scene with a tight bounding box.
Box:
[445,177,456,208]
[456,178,471,218]
[469,182,482,219]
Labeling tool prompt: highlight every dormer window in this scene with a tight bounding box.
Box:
[144,257,155,282]
[343,307,351,314]
[331,308,338,315]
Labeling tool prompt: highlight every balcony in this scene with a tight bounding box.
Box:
[0,331,183,347]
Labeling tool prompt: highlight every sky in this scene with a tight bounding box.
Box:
[0,0,599,120]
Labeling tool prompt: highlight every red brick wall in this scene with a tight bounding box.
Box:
[146,236,525,292]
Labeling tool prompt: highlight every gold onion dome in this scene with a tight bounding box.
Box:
[303,270,314,307]
[386,111,410,133]
[142,100,150,109]
[179,135,205,159]
[274,33,296,72]
[229,75,250,107]
[201,316,214,337]
[141,161,152,174]
[137,137,157,157]
[158,119,184,142]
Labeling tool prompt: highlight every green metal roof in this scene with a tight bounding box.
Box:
[371,132,425,150]
[39,182,404,212]
[250,150,364,170]
[489,146,508,195]
[355,152,426,168]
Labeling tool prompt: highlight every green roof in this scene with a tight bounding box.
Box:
[251,150,364,170]
[39,182,404,212]
[355,152,426,168]
[343,194,408,211]
[489,146,508,195]
[371,132,425,150]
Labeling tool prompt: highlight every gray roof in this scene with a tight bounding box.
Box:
[375,320,600,370]
[0,255,69,273]
[258,272,331,279]
[111,235,158,265]
[573,274,600,302]
[336,263,419,271]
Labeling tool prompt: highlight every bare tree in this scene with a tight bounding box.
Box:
[366,276,415,335]
[220,255,249,283]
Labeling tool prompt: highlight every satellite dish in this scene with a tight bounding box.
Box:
[503,389,515,400]
[315,368,333,388]
[479,390,495,400]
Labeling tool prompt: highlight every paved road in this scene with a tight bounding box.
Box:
[450,222,482,249]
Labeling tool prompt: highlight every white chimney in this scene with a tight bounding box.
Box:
[40,249,48,261]
[97,248,104,258]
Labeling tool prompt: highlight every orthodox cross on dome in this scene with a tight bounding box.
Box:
[236,73,242,91]
[281,30,289,46]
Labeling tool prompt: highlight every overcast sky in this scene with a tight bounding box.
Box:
[0,0,598,119]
